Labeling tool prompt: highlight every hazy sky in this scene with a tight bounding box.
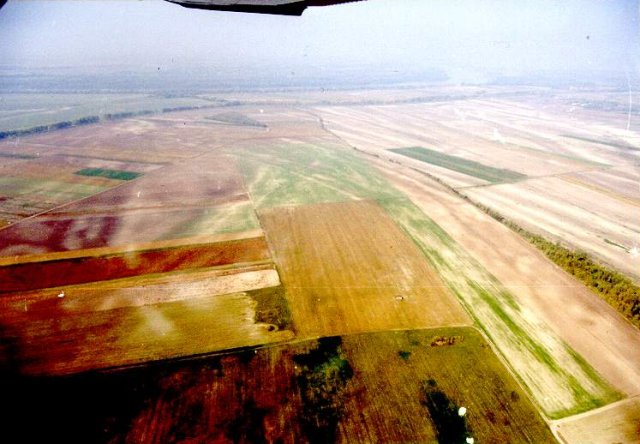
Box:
[0,0,638,81]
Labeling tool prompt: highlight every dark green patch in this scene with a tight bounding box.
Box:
[604,238,629,252]
[421,379,472,444]
[75,168,142,181]
[390,146,527,183]
[293,336,354,444]
[398,350,412,361]
[247,285,293,331]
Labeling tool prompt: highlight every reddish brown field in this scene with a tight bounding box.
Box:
[0,234,270,293]
[1,328,555,442]
[260,200,471,337]
[0,284,293,375]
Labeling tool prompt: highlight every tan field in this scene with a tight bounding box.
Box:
[464,176,640,279]
[260,200,471,337]
[554,397,640,444]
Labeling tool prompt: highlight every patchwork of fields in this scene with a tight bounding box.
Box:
[0,87,638,441]
[317,97,640,280]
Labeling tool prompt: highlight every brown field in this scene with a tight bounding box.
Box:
[369,155,640,399]
[554,397,640,444]
[2,327,556,443]
[0,234,270,293]
[260,200,471,337]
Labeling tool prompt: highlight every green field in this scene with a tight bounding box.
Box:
[161,202,260,239]
[390,146,528,183]
[230,140,620,418]
[75,168,142,181]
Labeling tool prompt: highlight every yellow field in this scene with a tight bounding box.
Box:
[259,200,471,337]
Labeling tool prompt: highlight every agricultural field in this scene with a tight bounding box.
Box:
[390,146,527,184]
[0,86,639,441]
[0,232,270,292]
[464,175,640,280]
[316,94,640,280]
[260,200,470,336]
[0,279,293,375]
[554,397,640,444]
[0,92,213,132]
[0,152,258,256]
[3,328,556,443]
[229,134,623,419]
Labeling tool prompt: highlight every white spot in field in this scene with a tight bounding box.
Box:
[259,109,264,113]
[24,302,28,312]
[466,437,474,444]
[492,128,505,144]
[458,406,467,417]
[136,191,141,198]
[57,291,65,298]
[395,295,405,301]
[630,246,639,259]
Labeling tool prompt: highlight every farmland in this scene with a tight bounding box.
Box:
[554,397,640,443]
[3,328,556,443]
[0,233,270,292]
[316,94,640,280]
[260,200,470,336]
[390,146,527,183]
[229,134,623,418]
[0,86,639,441]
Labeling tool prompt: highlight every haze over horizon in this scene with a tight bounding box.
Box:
[0,0,638,87]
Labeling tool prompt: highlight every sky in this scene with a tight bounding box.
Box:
[0,0,638,83]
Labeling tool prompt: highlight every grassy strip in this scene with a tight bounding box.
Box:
[75,168,142,181]
[604,238,629,252]
[205,112,267,128]
[562,134,639,152]
[0,153,38,160]
[390,146,527,183]
[471,201,640,329]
